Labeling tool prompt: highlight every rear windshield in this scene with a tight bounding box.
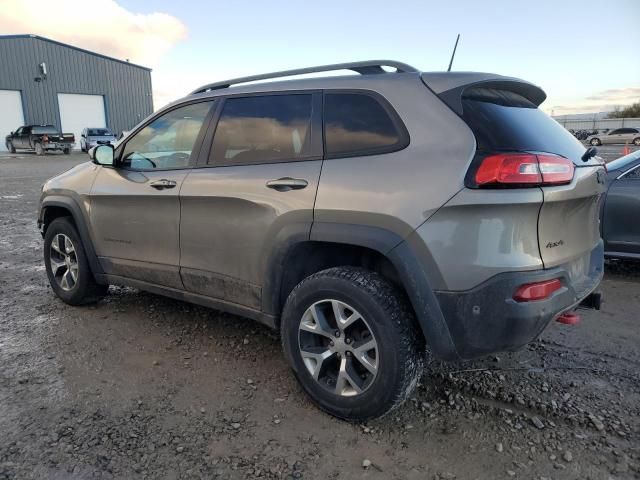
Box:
[461,88,586,161]
[32,126,58,134]
[88,128,114,136]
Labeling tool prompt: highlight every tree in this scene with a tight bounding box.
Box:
[607,102,640,119]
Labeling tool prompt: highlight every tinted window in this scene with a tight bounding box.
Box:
[461,88,586,161]
[211,94,314,165]
[624,166,640,179]
[121,102,211,170]
[32,126,58,134]
[324,93,404,157]
[88,128,113,136]
[608,129,622,135]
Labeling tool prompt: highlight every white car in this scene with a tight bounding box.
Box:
[587,128,640,146]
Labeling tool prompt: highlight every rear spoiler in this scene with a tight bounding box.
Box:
[421,72,546,115]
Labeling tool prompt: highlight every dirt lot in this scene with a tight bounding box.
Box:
[1,152,638,480]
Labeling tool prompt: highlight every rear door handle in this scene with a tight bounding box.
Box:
[150,179,177,190]
[266,177,308,192]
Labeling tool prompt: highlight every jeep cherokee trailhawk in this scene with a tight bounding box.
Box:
[38,61,605,420]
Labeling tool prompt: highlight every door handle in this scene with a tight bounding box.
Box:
[266,177,308,192]
[149,179,177,190]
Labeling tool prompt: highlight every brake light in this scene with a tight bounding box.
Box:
[42,134,49,143]
[513,278,562,302]
[474,153,574,187]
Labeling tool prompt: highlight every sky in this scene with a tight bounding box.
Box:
[1,0,638,115]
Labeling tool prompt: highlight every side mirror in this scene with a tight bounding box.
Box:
[89,144,115,166]
[81,134,85,138]
[10,131,14,135]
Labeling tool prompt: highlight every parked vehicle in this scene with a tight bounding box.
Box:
[5,125,75,155]
[601,149,640,259]
[37,61,605,420]
[587,128,640,146]
[80,128,117,152]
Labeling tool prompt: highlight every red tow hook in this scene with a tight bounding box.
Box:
[556,312,581,325]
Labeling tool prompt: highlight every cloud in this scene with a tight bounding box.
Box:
[545,86,639,116]
[0,0,187,67]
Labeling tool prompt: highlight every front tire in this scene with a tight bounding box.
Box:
[35,142,44,155]
[281,267,424,421]
[633,138,640,146]
[6,141,16,153]
[44,217,108,305]
[590,138,601,146]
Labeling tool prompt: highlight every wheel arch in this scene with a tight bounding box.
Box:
[39,196,104,276]
[262,222,460,360]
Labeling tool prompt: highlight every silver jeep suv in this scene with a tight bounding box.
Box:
[38,61,605,420]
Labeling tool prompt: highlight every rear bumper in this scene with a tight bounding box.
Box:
[434,241,604,359]
[44,142,74,150]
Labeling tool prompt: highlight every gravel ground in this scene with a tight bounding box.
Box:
[0,152,638,480]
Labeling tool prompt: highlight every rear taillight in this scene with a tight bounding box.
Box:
[42,134,49,143]
[513,278,562,302]
[473,153,574,188]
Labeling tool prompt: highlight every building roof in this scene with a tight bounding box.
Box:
[0,34,151,71]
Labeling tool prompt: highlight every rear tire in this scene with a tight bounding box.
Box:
[6,141,16,153]
[35,142,44,156]
[63,147,71,155]
[633,138,640,146]
[44,217,108,305]
[281,266,424,421]
[590,138,601,146]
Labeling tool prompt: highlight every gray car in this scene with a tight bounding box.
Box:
[601,150,640,259]
[80,127,117,152]
[587,127,640,146]
[37,61,605,420]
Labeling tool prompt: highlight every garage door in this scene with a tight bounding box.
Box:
[0,90,25,152]
[57,93,106,149]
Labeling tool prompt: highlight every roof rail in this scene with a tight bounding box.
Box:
[190,60,418,95]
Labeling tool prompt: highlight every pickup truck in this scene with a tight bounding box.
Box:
[5,125,75,155]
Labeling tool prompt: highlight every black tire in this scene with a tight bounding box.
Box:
[35,142,44,156]
[281,266,424,421]
[44,217,108,305]
[6,141,16,153]
[63,147,71,155]
[590,138,601,146]
[633,138,640,146]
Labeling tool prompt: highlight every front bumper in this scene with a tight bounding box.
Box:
[434,241,604,359]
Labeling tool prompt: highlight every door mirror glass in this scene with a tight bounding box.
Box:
[90,145,114,166]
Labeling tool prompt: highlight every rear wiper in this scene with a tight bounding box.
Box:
[582,146,597,162]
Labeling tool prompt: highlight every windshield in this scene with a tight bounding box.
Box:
[88,128,114,136]
[32,126,58,134]
[606,149,640,171]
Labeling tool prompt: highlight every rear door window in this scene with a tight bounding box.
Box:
[323,92,408,158]
[210,94,315,166]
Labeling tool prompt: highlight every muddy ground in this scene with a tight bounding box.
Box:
[0,152,638,480]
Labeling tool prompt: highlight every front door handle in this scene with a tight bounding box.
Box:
[150,179,177,190]
[266,177,308,192]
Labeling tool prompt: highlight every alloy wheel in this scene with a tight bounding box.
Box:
[298,299,379,397]
[49,233,79,291]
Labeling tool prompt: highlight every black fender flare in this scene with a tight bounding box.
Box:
[39,195,104,277]
[262,221,459,361]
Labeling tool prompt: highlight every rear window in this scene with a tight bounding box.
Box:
[324,93,407,158]
[88,128,113,136]
[211,94,314,166]
[32,126,58,134]
[461,88,586,161]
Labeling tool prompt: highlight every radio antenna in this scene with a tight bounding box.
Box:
[447,34,460,72]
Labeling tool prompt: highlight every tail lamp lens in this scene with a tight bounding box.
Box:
[513,278,562,302]
[475,153,574,187]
